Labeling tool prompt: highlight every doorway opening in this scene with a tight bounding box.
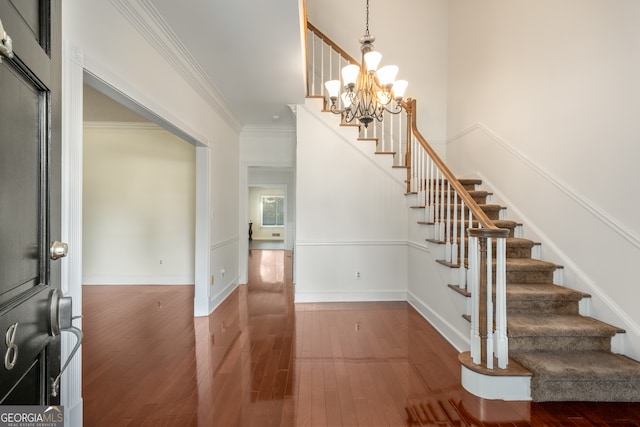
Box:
[82,84,196,287]
[248,185,286,251]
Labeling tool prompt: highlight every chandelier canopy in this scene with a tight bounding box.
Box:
[324,0,407,128]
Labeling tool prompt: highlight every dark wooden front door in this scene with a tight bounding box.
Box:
[0,0,62,404]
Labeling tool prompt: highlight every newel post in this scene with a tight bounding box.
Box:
[468,227,510,370]
[477,236,489,366]
[404,99,414,195]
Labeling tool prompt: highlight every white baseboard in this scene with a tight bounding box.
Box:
[295,290,407,303]
[207,276,240,316]
[407,291,469,352]
[82,276,194,285]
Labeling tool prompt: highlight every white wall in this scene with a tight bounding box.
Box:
[63,0,240,316]
[83,123,195,284]
[295,99,409,302]
[446,0,640,358]
[306,0,449,147]
[248,186,285,241]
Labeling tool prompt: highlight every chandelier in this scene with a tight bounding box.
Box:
[324,0,408,128]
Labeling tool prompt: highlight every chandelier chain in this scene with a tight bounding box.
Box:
[365,0,369,35]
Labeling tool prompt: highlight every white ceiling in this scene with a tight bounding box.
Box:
[146,0,307,128]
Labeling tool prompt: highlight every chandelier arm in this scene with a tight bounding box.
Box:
[381,103,404,115]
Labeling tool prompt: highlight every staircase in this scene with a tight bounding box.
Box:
[305,22,640,402]
[433,179,640,401]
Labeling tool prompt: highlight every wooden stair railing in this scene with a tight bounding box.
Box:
[306,22,510,370]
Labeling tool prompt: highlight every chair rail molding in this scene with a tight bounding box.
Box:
[448,122,640,250]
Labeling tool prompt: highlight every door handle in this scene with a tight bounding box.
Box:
[50,241,68,260]
[0,18,14,62]
[48,290,83,397]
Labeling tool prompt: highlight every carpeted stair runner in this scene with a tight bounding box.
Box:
[432,178,640,401]
[510,350,640,401]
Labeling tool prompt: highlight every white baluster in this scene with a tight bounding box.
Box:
[419,150,424,216]
[420,151,426,218]
[495,236,509,369]
[411,144,424,198]
[445,181,452,262]
[411,138,416,193]
[433,169,440,239]
[486,237,494,369]
[378,114,382,140]
[452,192,458,266]
[438,171,445,241]
[387,111,392,152]
[320,38,324,96]
[469,235,480,364]
[459,199,466,289]
[400,113,406,167]
[339,56,346,109]
[310,32,316,95]
[428,157,435,223]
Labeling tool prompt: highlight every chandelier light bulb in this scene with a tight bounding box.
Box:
[341,64,360,88]
[324,80,341,98]
[376,65,399,88]
[392,80,408,100]
[364,51,382,72]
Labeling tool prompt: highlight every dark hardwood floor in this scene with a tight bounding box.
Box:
[82,250,640,426]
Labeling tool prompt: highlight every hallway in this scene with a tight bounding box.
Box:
[82,250,640,426]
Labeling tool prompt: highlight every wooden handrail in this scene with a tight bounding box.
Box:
[306,22,360,66]
[404,98,500,232]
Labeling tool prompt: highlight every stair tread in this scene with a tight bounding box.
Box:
[451,283,589,301]
[503,258,557,270]
[436,257,557,271]
[510,350,640,381]
[508,313,624,336]
[491,219,518,227]
[458,178,482,186]
[420,219,519,228]
[424,202,503,210]
[428,236,536,248]
[506,283,589,300]
[430,190,491,198]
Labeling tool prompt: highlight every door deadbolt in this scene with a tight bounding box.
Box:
[48,290,83,397]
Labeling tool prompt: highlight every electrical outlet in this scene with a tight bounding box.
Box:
[210,275,215,284]
[355,271,361,279]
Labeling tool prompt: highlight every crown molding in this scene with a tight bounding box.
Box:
[241,125,296,136]
[83,121,164,132]
[109,0,242,132]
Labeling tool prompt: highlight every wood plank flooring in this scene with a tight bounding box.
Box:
[82,250,640,426]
